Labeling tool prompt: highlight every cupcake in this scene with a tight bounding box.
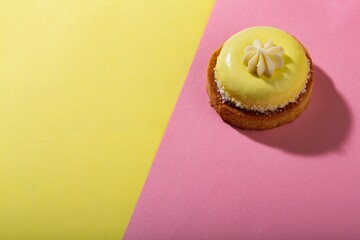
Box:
[207,26,313,130]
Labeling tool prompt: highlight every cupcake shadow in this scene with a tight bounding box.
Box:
[239,65,353,155]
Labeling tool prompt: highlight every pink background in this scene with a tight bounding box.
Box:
[125,0,360,239]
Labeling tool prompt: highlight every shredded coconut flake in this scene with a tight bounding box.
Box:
[214,58,312,113]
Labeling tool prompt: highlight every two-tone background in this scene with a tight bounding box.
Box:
[0,1,214,239]
[2,0,360,239]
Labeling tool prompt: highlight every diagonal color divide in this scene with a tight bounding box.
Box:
[0,0,214,239]
[125,0,360,239]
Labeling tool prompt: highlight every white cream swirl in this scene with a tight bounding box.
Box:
[243,39,284,77]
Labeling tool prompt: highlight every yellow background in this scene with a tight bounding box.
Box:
[0,0,214,239]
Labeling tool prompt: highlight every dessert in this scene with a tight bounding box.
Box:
[207,26,313,130]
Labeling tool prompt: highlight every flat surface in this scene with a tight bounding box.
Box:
[0,0,214,239]
[125,0,360,239]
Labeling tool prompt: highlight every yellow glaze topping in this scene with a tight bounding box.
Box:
[215,26,309,112]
